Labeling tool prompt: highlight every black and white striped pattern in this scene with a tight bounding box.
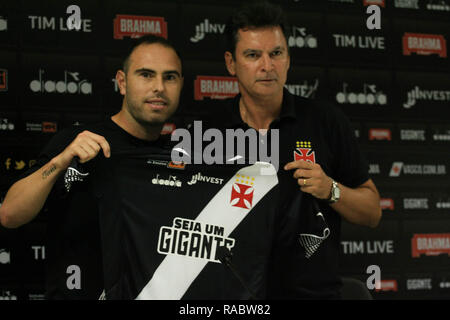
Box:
[299,212,330,259]
[64,166,89,192]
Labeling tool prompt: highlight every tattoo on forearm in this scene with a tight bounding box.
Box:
[42,165,57,179]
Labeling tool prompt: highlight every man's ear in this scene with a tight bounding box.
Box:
[116,70,126,96]
[224,51,236,76]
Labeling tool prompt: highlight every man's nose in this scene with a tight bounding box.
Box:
[261,54,274,72]
[152,75,165,93]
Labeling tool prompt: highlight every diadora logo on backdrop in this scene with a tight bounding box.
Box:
[285,80,319,98]
[332,34,385,50]
[194,76,238,100]
[158,217,235,263]
[190,19,225,43]
[0,69,8,92]
[113,15,167,39]
[288,27,317,49]
[403,86,450,109]
[0,16,7,31]
[231,174,255,209]
[28,15,92,32]
[336,83,387,105]
[403,33,447,58]
[389,162,447,177]
[0,118,15,131]
[412,233,450,258]
[30,69,92,95]
[0,249,10,264]
[151,174,182,187]
[426,0,450,11]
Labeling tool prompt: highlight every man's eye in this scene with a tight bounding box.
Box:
[165,74,176,81]
[271,50,282,56]
[141,72,153,78]
[246,53,258,58]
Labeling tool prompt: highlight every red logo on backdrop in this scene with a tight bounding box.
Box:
[230,183,254,209]
[113,15,168,39]
[42,121,57,133]
[194,76,239,100]
[161,123,176,135]
[369,128,392,141]
[363,0,385,7]
[380,198,394,210]
[411,233,450,258]
[403,33,447,58]
[375,280,398,292]
[0,69,7,91]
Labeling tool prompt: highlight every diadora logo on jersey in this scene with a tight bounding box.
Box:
[151,174,182,187]
[157,217,235,263]
[113,15,168,39]
[187,172,224,185]
[293,141,316,163]
[230,174,255,209]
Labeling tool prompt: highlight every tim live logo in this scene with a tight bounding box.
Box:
[194,76,239,100]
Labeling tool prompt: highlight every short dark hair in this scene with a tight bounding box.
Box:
[225,1,290,58]
[122,35,183,75]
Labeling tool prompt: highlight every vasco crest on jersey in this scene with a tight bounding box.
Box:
[293,141,316,163]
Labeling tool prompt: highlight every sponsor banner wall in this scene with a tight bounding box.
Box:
[0,0,449,300]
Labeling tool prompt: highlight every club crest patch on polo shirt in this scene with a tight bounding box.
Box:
[293,141,316,163]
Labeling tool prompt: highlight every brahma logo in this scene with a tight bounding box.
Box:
[161,123,175,135]
[375,280,398,292]
[364,0,385,7]
[194,76,239,100]
[230,174,254,209]
[412,233,450,257]
[380,198,394,210]
[369,128,392,141]
[293,141,316,163]
[0,69,7,92]
[403,33,447,58]
[113,15,167,39]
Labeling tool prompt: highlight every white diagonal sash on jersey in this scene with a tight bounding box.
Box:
[136,162,277,300]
